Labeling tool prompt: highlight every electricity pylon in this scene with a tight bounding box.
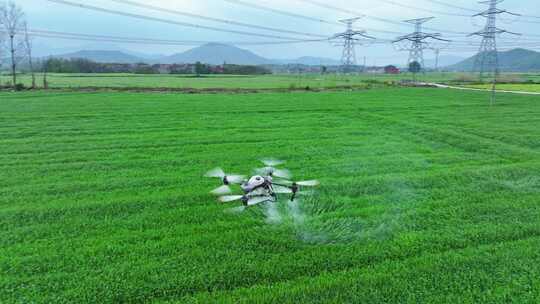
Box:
[394,17,448,74]
[469,0,520,105]
[332,17,375,73]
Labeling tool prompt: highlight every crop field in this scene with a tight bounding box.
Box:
[466,83,540,93]
[2,87,540,303]
[4,72,464,90]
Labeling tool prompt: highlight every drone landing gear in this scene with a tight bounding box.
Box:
[290,183,299,202]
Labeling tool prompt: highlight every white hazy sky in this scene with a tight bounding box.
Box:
[15,0,540,64]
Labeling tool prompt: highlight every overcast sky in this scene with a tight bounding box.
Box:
[15,0,540,64]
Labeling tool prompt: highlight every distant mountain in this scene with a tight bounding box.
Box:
[448,48,540,72]
[55,50,144,64]
[45,44,344,66]
[161,43,271,65]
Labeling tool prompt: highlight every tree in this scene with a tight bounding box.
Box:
[0,23,4,87]
[42,57,52,89]
[321,66,328,74]
[409,61,422,83]
[0,1,25,87]
[195,61,204,77]
[22,22,35,88]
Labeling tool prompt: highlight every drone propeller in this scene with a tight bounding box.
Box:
[219,195,245,203]
[261,158,285,167]
[205,167,226,178]
[296,180,320,187]
[211,185,233,196]
[256,159,292,179]
[273,185,293,194]
[205,167,245,186]
[257,167,292,179]
[276,179,320,187]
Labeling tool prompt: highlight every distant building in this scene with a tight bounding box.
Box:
[153,64,172,74]
[365,67,385,74]
[384,65,400,74]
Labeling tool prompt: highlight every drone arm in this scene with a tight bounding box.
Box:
[271,182,298,202]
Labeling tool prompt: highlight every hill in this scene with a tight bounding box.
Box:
[55,50,144,64]
[162,43,271,65]
[448,48,540,72]
[48,44,341,66]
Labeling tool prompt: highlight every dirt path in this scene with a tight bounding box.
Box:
[427,83,540,95]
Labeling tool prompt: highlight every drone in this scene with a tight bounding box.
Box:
[205,159,319,209]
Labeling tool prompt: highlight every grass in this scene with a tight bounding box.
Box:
[4,72,462,90]
[465,83,540,93]
[3,72,540,90]
[2,87,540,303]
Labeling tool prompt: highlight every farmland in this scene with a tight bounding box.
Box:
[6,72,459,90]
[2,87,540,303]
[465,83,540,93]
[5,72,540,94]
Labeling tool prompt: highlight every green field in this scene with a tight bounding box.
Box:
[3,71,540,90]
[4,72,539,92]
[5,72,462,90]
[2,88,540,302]
[466,83,540,93]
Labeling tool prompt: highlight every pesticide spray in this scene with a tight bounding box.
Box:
[225,178,419,245]
[263,201,283,224]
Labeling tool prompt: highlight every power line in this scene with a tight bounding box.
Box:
[297,0,404,27]
[44,0,311,41]
[425,0,540,21]
[109,0,328,39]
[379,0,470,17]
[14,28,329,46]
[223,0,342,27]
[422,0,478,12]
[223,0,406,36]
[296,0,470,35]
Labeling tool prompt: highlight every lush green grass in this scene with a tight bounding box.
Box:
[465,83,540,93]
[5,72,461,90]
[2,88,540,303]
[4,72,540,90]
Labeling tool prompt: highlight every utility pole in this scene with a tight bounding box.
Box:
[394,17,448,77]
[469,0,519,105]
[332,17,375,73]
[363,56,367,73]
[434,48,440,71]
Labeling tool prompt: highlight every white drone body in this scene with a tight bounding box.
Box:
[205,159,319,209]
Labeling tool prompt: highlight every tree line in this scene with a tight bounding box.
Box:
[0,1,35,89]
[38,58,271,75]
